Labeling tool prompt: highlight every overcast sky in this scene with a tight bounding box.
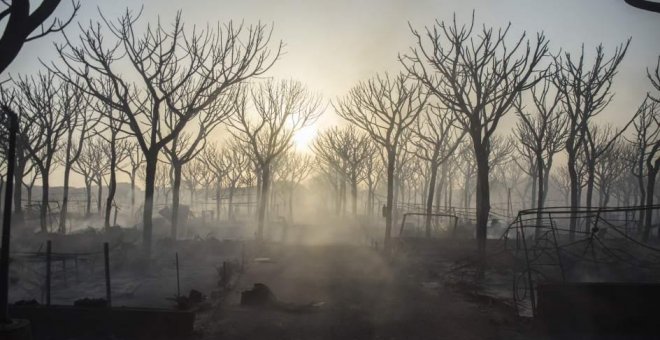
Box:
[6,0,660,186]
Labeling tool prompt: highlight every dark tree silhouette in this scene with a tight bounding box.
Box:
[410,106,464,237]
[163,89,233,239]
[72,137,106,217]
[229,79,322,241]
[335,73,427,251]
[402,14,549,264]
[52,10,280,256]
[11,72,69,231]
[553,40,629,239]
[513,79,567,230]
[200,142,229,221]
[57,79,96,232]
[312,126,372,216]
[117,141,144,217]
[0,0,79,74]
[275,151,313,223]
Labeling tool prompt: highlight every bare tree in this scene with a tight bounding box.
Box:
[0,86,36,224]
[0,0,79,74]
[117,141,144,216]
[10,72,69,231]
[57,80,95,232]
[162,88,233,239]
[276,151,313,222]
[361,142,383,216]
[633,59,660,239]
[101,136,129,228]
[312,126,372,216]
[513,78,567,227]
[72,138,106,217]
[182,160,203,206]
[402,13,549,263]
[53,10,281,256]
[582,124,626,212]
[553,40,629,239]
[200,142,229,221]
[410,106,465,236]
[224,143,249,221]
[335,73,427,251]
[594,140,627,207]
[229,79,322,240]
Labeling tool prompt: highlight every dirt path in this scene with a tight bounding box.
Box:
[199,244,533,340]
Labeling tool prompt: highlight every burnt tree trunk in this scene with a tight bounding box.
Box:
[170,163,182,239]
[96,175,103,214]
[643,166,659,241]
[85,180,92,217]
[142,153,158,257]
[473,141,490,271]
[425,159,439,238]
[351,172,358,216]
[257,164,271,241]
[104,140,117,230]
[39,167,49,232]
[567,149,579,240]
[384,148,396,252]
[13,153,27,225]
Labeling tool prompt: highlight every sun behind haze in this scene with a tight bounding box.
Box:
[7,0,660,186]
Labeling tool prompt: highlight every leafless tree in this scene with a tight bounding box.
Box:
[335,73,427,251]
[312,126,372,216]
[552,165,572,206]
[181,160,203,206]
[361,143,383,216]
[9,72,69,231]
[553,40,629,239]
[0,86,35,224]
[200,142,228,221]
[410,106,465,236]
[101,136,129,228]
[57,80,96,232]
[229,79,322,240]
[276,151,313,223]
[582,124,626,212]
[0,0,79,74]
[162,84,234,238]
[153,162,173,207]
[513,78,567,227]
[402,13,549,263]
[52,10,281,255]
[224,143,249,221]
[594,140,627,207]
[631,94,660,239]
[72,138,106,217]
[117,141,144,215]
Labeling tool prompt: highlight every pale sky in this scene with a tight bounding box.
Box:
[6,0,660,187]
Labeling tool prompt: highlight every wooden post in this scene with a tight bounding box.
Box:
[104,242,111,307]
[175,252,180,298]
[46,240,51,306]
[0,111,18,322]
